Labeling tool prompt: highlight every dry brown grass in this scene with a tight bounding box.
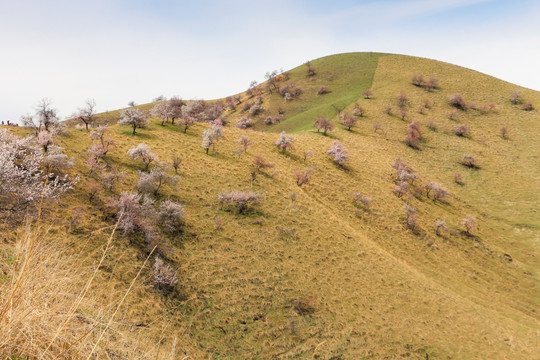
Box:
[2,52,539,359]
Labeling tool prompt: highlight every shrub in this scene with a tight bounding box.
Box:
[400,109,408,121]
[362,89,373,99]
[249,103,263,116]
[453,124,471,137]
[237,135,254,152]
[294,166,315,186]
[509,91,523,104]
[327,140,349,165]
[218,190,262,213]
[403,203,418,230]
[397,91,409,109]
[425,182,450,202]
[500,126,508,139]
[102,170,125,191]
[393,181,409,198]
[305,61,316,77]
[171,154,182,174]
[253,155,275,172]
[461,215,477,234]
[153,256,178,294]
[427,120,437,131]
[447,109,458,120]
[353,192,372,209]
[158,200,185,233]
[449,93,466,110]
[264,115,281,125]
[405,119,422,149]
[136,166,179,196]
[425,77,439,91]
[237,116,252,129]
[461,154,478,168]
[423,98,432,109]
[352,103,366,117]
[412,75,424,87]
[374,123,382,132]
[127,143,158,171]
[313,116,334,135]
[317,85,329,95]
[392,158,418,183]
[303,150,313,163]
[275,131,294,152]
[384,105,393,115]
[454,173,464,185]
[521,102,534,111]
[435,219,448,236]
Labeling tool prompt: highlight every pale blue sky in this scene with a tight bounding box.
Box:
[1,0,539,122]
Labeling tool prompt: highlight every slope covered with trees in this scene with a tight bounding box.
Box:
[1,53,539,359]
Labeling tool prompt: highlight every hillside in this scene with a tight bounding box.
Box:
[1,53,539,359]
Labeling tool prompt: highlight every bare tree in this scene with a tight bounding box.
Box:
[72,99,96,131]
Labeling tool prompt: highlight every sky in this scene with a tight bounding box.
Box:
[1,0,539,122]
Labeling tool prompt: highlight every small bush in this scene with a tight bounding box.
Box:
[158,200,185,233]
[218,190,262,213]
[521,102,534,111]
[425,182,450,202]
[237,116,252,129]
[449,93,466,110]
[153,256,178,294]
[362,89,373,99]
[352,103,366,117]
[461,154,478,168]
[294,166,315,186]
[237,135,254,152]
[454,124,471,137]
[253,155,275,172]
[500,126,509,139]
[461,215,477,235]
[305,61,316,77]
[405,119,422,149]
[447,110,458,120]
[435,219,448,236]
[317,85,329,95]
[509,91,523,105]
[353,192,372,209]
[427,120,437,131]
[292,296,316,315]
[397,91,409,109]
[454,173,464,185]
[403,203,418,231]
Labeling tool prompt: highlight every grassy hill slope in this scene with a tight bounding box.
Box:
[1,53,539,359]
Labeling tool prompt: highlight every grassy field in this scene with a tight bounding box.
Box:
[1,53,539,359]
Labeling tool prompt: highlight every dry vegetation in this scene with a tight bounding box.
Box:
[1,53,539,359]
